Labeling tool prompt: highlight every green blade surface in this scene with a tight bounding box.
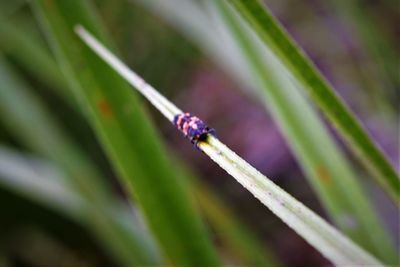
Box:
[32,1,220,266]
[213,1,396,262]
[227,0,399,202]
[0,57,162,266]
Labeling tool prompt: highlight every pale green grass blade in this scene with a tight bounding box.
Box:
[32,1,220,266]
[76,28,381,266]
[193,180,282,267]
[177,161,281,267]
[201,137,381,266]
[211,0,396,262]
[227,0,399,202]
[0,15,278,266]
[0,56,107,198]
[0,57,162,266]
[0,146,161,266]
[130,0,396,263]
[0,146,83,217]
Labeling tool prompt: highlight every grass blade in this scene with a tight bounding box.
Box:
[227,0,399,202]
[130,0,396,262]
[0,146,83,217]
[0,14,280,266]
[33,1,220,266]
[76,27,382,266]
[0,146,162,266]
[0,18,69,95]
[210,0,396,262]
[192,179,282,267]
[201,138,381,266]
[176,161,281,267]
[0,12,281,267]
[0,57,162,266]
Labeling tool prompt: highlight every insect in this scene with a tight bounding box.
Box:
[173,113,216,147]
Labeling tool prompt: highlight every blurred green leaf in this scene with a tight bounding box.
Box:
[211,1,396,263]
[0,57,162,266]
[0,146,83,217]
[0,0,25,17]
[326,0,398,118]
[227,0,399,203]
[329,0,399,90]
[193,180,281,267]
[0,11,281,266]
[75,25,381,266]
[32,0,220,266]
[131,0,396,263]
[174,160,281,267]
[0,17,70,96]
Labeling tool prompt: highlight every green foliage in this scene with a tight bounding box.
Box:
[0,8,280,266]
[77,22,381,265]
[32,1,220,266]
[227,0,399,202]
[212,0,395,262]
[0,0,396,265]
[132,0,396,263]
[0,57,162,266]
[193,179,282,267]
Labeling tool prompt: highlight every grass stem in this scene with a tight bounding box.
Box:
[75,25,382,266]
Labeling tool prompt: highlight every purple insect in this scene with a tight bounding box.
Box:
[173,113,216,147]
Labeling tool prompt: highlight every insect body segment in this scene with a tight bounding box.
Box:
[174,113,216,147]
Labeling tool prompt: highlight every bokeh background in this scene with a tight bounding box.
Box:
[0,0,398,266]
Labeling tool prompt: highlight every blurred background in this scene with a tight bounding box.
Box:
[0,0,398,266]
